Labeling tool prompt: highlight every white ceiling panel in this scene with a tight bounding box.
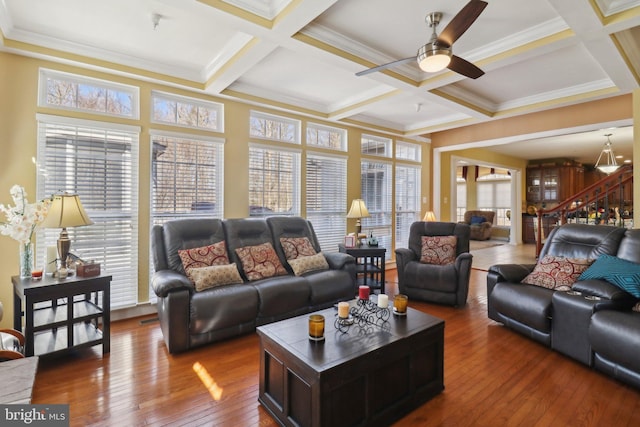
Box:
[0,0,638,162]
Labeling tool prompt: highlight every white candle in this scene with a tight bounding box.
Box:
[45,246,57,274]
[377,294,389,308]
[338,301,349,319]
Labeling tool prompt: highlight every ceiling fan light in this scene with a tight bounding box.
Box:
[417,44,451,72]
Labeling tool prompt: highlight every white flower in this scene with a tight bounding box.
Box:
[0,185,51,244]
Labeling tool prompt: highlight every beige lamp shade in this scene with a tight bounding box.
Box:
[41,194,94,228]
[423,211,437,222]
[346,199,370,219]
[41,193,93,273]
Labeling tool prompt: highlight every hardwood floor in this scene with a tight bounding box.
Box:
[32,244,640,426]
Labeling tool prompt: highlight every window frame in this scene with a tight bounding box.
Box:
[248,143,301,217]
[35,113,140,309]
[38,68,139,119]
[306,122,347,152]
[150,91,224,132]
[250,110,301,145]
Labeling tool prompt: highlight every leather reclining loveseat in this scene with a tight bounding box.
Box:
[487,223,640,389]
[151,216,356,353]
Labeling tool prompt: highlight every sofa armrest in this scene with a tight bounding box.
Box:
[486,263,536,312]
[395,248,417,289]
[488,263,535,284]
[323,251,355,270]
[152,269,194,298]
[572,279,638,309]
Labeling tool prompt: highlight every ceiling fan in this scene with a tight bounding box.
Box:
[356,0,488,79]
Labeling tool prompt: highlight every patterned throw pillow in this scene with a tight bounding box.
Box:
[178,241,229,282]
[288,252,329,276]
[235,242,288,281]
[522,255,593,291]
[420,235,458,265]
[280,237,317,260]
[189,263,244,292]
[578,254,640,298]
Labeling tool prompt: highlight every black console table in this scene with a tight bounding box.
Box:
[339,244,386,294]
[12,273,112,357]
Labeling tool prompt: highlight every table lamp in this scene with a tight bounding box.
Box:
[423,211,437,221]
[41,193,93,276]
[347,199,370,236]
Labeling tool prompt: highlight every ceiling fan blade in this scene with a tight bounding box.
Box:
[447,55,484,79]
[438,0,488,47]
[355,56,417,76]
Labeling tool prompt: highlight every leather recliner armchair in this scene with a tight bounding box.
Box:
[395,221,473,307]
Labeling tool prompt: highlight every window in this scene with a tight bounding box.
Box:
[361,161,392,259]
[457,178,467,222]
[248,144,300,216]
[250,111,300,144]
[395,165,421,249]
[151,91,223,132]
[395,141,422,162]
[151,131,224,223]
[361,134,392,157]
[36,114,139,309]
[477,173,512,226]
[306,123,347,151]
[306,153,347,252]
[39,69,138,119]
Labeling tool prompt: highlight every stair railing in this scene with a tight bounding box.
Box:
[534,165,633,256]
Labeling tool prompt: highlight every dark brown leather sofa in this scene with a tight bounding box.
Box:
[487,223,640,389]
[151,216,356,353]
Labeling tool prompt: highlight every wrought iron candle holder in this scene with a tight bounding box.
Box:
[334,298,390,334]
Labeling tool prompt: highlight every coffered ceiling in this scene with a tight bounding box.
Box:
[1,0,639,163]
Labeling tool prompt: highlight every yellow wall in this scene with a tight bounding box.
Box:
[0,51,431,326]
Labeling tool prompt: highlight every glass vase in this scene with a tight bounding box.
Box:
[19,241,34,279]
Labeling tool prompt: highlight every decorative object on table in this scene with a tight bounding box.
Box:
[367,231,378,247]
[40,193,93,278]
[335,297,391,334]
[76,260,101,277]
[346,199,370,237]
[358,285,370,300]
[393,294,408,316]
[0,185,51,278]
[308,314,325,341]
[423,211,437,222]
[344,235,356,248]
[334,301,354,332]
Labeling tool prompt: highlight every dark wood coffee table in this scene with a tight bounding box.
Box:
[257,305,444,427]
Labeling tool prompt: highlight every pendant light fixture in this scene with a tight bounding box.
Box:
[594,133,620,174]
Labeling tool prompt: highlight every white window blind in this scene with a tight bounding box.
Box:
[36,114,139,309]
[151,131,224,223]
[361,160,392,259]
[248,144,300,217]
[306,152,347,252]
[395,165,421,249]
[457,180,467,222]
